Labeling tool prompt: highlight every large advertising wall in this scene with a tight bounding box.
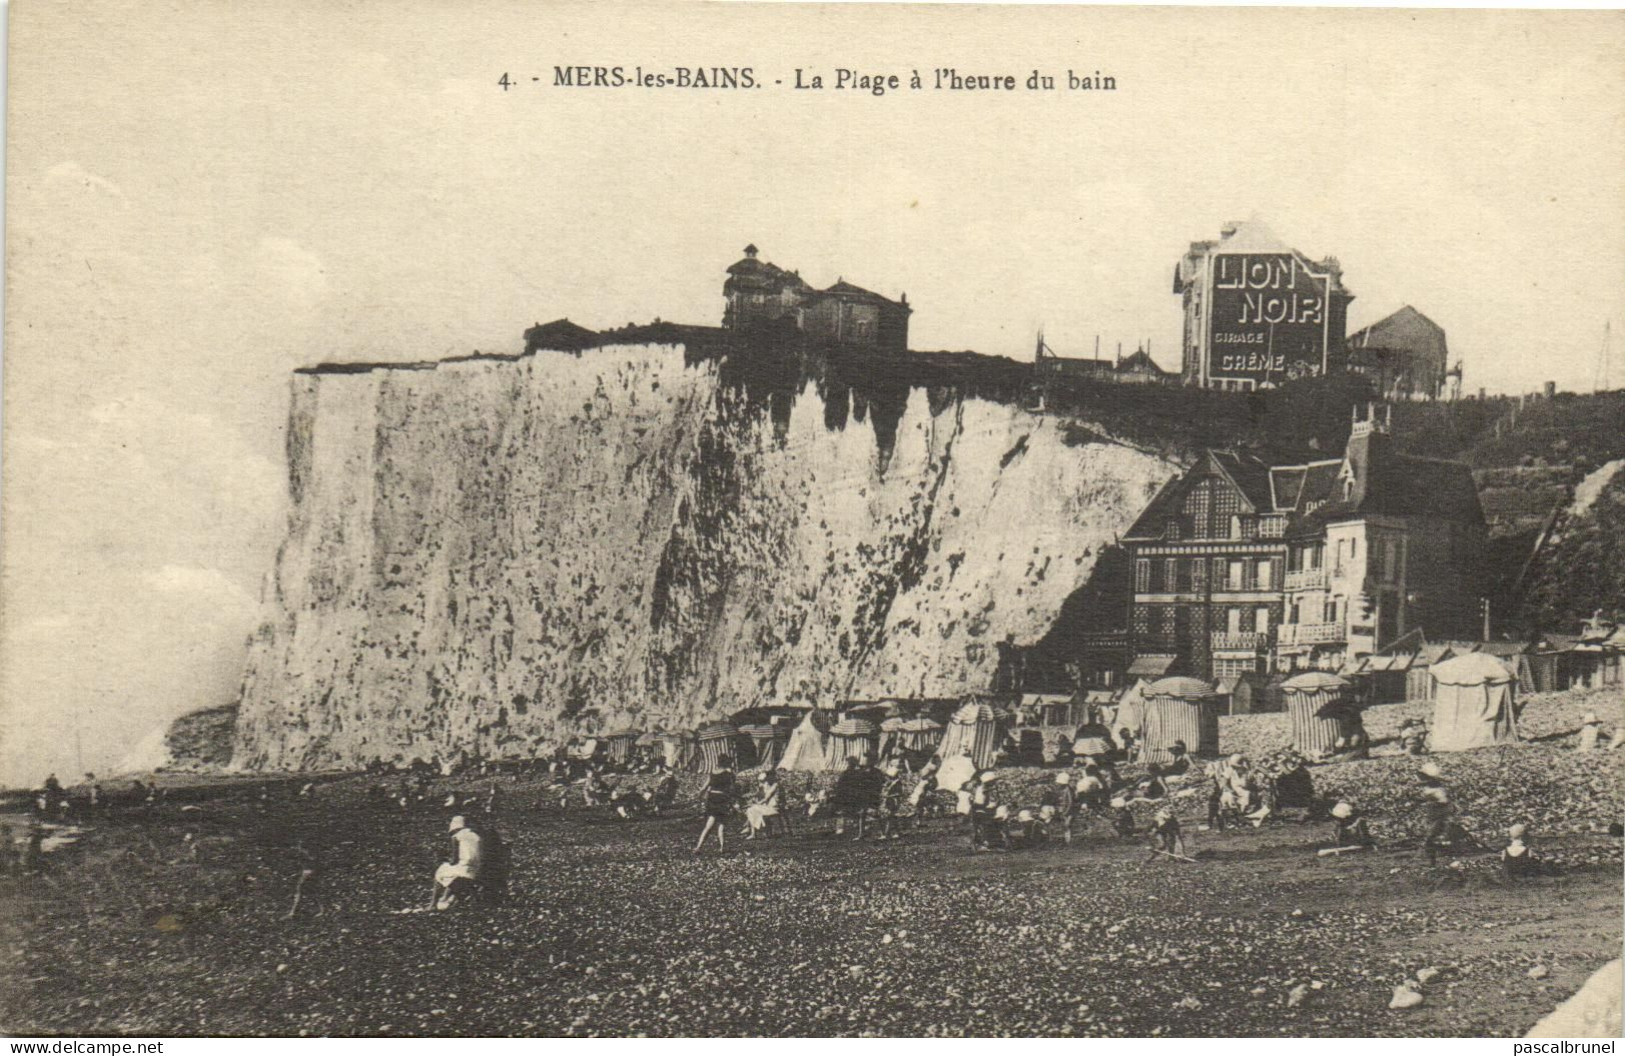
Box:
[1208,253,1332,385]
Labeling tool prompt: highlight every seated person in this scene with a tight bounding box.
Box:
[649,767,678,815]
[1274,756,1319,815]
[1008,808,1040,850]
[431,816,484,910]
[1163,741,1192,777]
[1132,764,1168,801]
[745,769,784,838]
[1148,808,1186,859]
[1328,800,1373,847]
[1110,797,1137,838]
[1502,823,1538,879]
[1075,766,1109,814]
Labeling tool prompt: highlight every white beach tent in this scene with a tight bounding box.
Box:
[1430,652,1520,752]
[778,710,837,772]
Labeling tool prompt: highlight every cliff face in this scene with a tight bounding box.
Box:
[232,343,1175,770]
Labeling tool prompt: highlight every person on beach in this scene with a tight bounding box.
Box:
[1042,772,1077,844]
[431,815,484,910]
[1577,712,1604,752]
[744,769,783,839]
[874,763,906,841]
[1148,807,1186,860]
[1502,823,1538,880]
[694,757,736,853]
[1329,801,1373,848]
[1418,761,1454,865]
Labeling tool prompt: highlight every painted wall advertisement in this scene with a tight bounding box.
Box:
[1208,253,1332,385]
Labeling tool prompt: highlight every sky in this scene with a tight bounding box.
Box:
[4,1,1622,787]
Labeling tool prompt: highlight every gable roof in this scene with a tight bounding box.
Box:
[523,318,600,353]
[1348,305,1447,358]
[1124,450,1273,540]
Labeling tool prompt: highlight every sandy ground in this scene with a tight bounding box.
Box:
[1,687,1620,1038]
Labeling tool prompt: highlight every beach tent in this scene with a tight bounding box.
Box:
[937,702,1003,770]
[693,722,740,773]
[739,723,783,771]
[828,717,879,763]
[779,710,837,772]
[602,729,639,767]
[656,732,692,769]
[1139,677,1218,764]
[1430,653,1520,752]
[1280,672,1362,757]
[880,716,943,755]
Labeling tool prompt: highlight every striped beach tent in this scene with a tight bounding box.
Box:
[828,717,879,763]
[693,722,740,773]
[779,710,836,772]
[602,729,639,767]
[880,715,943,755]
[937,702,1003,770]
[1140,677,1218,764]
[1281,672,1361,757]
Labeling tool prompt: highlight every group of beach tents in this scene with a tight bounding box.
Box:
[581,651,1522,775]
[1113,651,1521,763]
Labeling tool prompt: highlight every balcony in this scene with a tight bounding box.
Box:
[1211,631,1267,652]
[1278,622,1344,646]
[1285,568,1327,591]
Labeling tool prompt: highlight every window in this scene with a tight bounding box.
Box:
[1164,558,1178,592]
[1228,560,1245,590]
[1256,559,1273,590]
[1192,560,1208,592]
[1230,515,1243,540]
[1255,607,1271,633]
[1227,608,1243,634]
[1165,519,1180,541]
[1135,559,1151,593]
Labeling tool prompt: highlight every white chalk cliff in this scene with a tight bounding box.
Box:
[232,342,1175,770]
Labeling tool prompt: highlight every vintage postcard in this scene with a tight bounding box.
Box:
[3,0,1622,1041]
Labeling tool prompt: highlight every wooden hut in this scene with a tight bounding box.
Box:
[1430,653,1520,752]
[937,702,1003,770]
[1139,677,1218,764]
[828,717,879,763]
[1281,672,1362,757]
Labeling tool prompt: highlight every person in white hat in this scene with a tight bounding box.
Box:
[431,815,485,910]
[1329,801,1373,848]
[1502,822,1537,879]
[1042,771,1078,845]
[1148,806,1186,860]
[1578,712,1603,752]
[1417,762,1453,865]
[1110,797,1136,838]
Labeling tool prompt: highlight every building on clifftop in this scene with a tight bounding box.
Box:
[1174,219,1353,392]
[723,244,910,352]
[1345,305,1451,401]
